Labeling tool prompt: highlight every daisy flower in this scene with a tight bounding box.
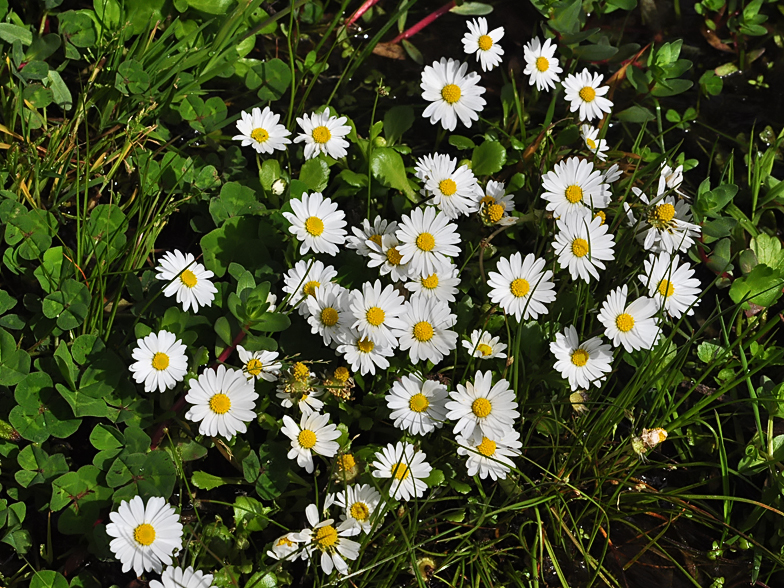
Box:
[462,17,504,71]
[276,362,325,415]
[350,280,406,347]
[283,259,338,316]
[462,329,507,359]
[150,566,215,588]
[445,370,519,439]
[562,69,614,122]
[267,533,305,561]
[552,213,616,283]
[346,216,398,257]
[371,441,432,501]
[660,163,686,197]
[550,325,613,390]
[367,234,413,283]
[306,282,352,346]
[598,285,661,353]
[292,504,360,575]
[237,345,281,382]
[281,412,341,474]
[232,106,291,154]
[294,110,351,160]
[580,124,609,160]
[283,192,347,256]
[325,484,385,535]
[393,297,458,365]
[129,330,188,393]
[337,328,395,376]
[155,250,217,313]
[624,188,701,254]
[421,57,486,131]
[405,261,461,303]
[184,365,259,439]
[105,496,183,576]
[478,180,516,226]
[541,157,611,218]
[639,252,701,318]
[386,374,449,436]
[523,36,562,91]
[487,252,556,321]
[602,163,623,184]
[397,207,462,278]
[419,153,482,219]
[456,428,521,480]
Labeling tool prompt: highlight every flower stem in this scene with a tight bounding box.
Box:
[345,0,383,28]
[389,1,455,45]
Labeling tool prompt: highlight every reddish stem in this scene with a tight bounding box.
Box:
[345,0,383,28]
[390,1,455,44]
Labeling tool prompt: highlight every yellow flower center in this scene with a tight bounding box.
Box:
[416,232,436,252]
[303,280,320,297]
[471,397,492,418]
[579,86,596,102]
[251,128,269,143]
[510,278,530,298]
[386,246,403,265]
[312,125,331,144]
[313,524,338,549]
[277,536,294,547]
[133,523,156,546]
[409,393,430,413]
[477,437,496,457]
[293,362,310,380]
[334,367,350,382]
[357,337,375,353]
[615,313,635,333]
[652,203,676,224]
[413,321,434,342]
[320,307,339,326]
[209,393,231,415]
[535,56,549,72]
[487,203,504,223]
[350,501,370,521]
[565,185,583,204]
[477,343,493,357]
[421,274,439,289]
[586,137,597,149]
[657,279,675,298]
[478,34,493,51]
[338,453,356,471]
[392,462,410,480]
[246,358,263,376]
[305,216,325,236]
[594,211,606,225]
[441,84,462,104]
[151,352,169,371]
[368,234,383,247]
[481,195,495,206]
[180,269,198,288]
[571,348,589,367]
[439,178,457,196]
[366,306,385,326]
[298,429,317,449]
[571,238,589,258]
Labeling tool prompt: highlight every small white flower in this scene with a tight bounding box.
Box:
[462,17,504,71]
[105,496,183,576]
[129,330,188,393]
[421,57,486,131]
[336,328,395,376]
[306,282,352,346]
[237,345,281,382]
[562,69,614,122]
[350,280,406,347]
[325,484,386,535]
[367,234,413,283]
[276,362,325,415]
[487,252,556,321]
[456,429,521,480]
[283,192,347,256]
[294,111,351,160]
[371,441,432,501]
[232,106,291,154]
[478,180,516,226]
[462,329,507,359]
[267,533,305,561]
[386,374,449,436]
[346,216,398,257]
[184,365,259,439]
[445,370,519,439]
[553,213,616,283]
[404,261,461,303]
[598,285,661,353]
[394,296,458,365]
[155,250,217,313]
[281,412,341,474]
[523,36,562,91]
[418,153,482,219]
[580,124,609,160]
[639,252,701,318]
[541,157,611,219]
[397,207,462,278]
[660,163,686,197]
[550,325,613,390]
[602,163,623,184]
[283,259,338,316]
[150,566,215,588]
[624,188,701,254]
[292,504,360,575]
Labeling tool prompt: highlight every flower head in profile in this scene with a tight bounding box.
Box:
[155,250,217,313]
[523,36,562,91]
[445,370,519,439]
[562,69,613,122]
[232,106,291,154]
[371,441,432,501]
[150,566,216,588]
[294,110,351,160]
[456,428,521,480]
[386,374,449,436]
[267,533,305,562]
[597,285,660,353]
[421,57,486,131]
[580,124,609,161]
[292,504,360,575]
[237,345,281,382]
[281,412,341,474]
[346,216,398,257]
[478,180,516,226]
[462,17,504,72]
[487,252,556,321]
[550,325,613,391]
[129,330,188,393]
[462,329,507,360]
[185,365,259,439]
[283,192,347,256]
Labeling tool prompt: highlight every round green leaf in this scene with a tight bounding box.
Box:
[42,279,91,330]
[248,59,291,102]
[0,327,30,386]
[30,570,68,588]
[115,59,150,94]
[471,141,507,176]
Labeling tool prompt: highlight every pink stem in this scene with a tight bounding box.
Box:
[346,0,383,27]
[389,0,455,44]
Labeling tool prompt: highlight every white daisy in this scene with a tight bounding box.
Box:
[624,188,701,254]
[371,441,432,501]
[580,124,609,161]
[281,412,341,474]
[232,106,291,154]
[478,180,516,226]
[306,282,352,346]
[336,328,395,376]
[541,157,611,218]
[386,374,449,436]
[562,69,614,122]
[456,428,521,480]
[283,192,347,256]
[660,163,686,197]
[150,566,215,588]
[367,234,413,283]
[346,216,398,257]
[184,365,259,439]
[445,370,519,439]
[639,252,701,318]
[129,330,188,393]
[553,213,616,283]
[523,36,562,91]
[267,533,305,561]
[393,296,458,365]
[236,345,281,382]
[419,153,482,219]
[421,57,486,131]
[602,163,623,184]
[294,110,351,160]
[155,250,217,313]
[325,484,385,536]
[396,207,461,278]
[462,17,504,71]
[349,280,406,347]
[404,261,461,303]
[487,252,556,322]
[105,496,183,576]
[283,259,338,316]
[550,325,613,390]
[597,285,661,353]
[462,329,507,359]
[292,504,360,575]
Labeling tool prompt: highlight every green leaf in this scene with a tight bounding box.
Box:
[702,217,737,241]
[47,70,73,110]
[695,183,737,218]
[115,59,150,95]
[201,217,271,278]
[0,23,32,45]
[299,158,330,193]
[697,341,726,364]
[233,496,272,532]
[573,43,618,61]
[192,470,238,490]
[3,206,57,260]
[449,135,476,150]
[23,83,53,108]
[90,424,124,450]
[34,246,69,293]
[246,572,277,588]
[383,105,414,145]
[0,289,16,314]
[16,445,69,488]
[247,59,291,102]
[729,265,784,309]
[650,79,693,97]
[209,182,266,226]
[616,105,655,123]
[471,141,507,175]
[751,233,784,272]
[423,468,445,487]
[52,465,112,534]
[370,147,415,199]
[0,327,30,386]
[86,204,128,262]
[30,570,68,588]
[549,0,582,34]
[449,1,493,15]
[186,0,235,14]
[58,11,97,48]
[42,279,91,330]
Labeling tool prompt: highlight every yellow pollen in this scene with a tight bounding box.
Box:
[304,216,325,236]
[586,138,597,150]
[298,429,317,449]
[312,125,331,144]
[510,278,530,298]
[209,393,231,415]
[368,234,383,247]
[392,462,410,480]
[180,269,198,288]
[338,453,356,470]
[477,437,496,457]
[487,203,504,223]
[477,343,493,357]
[571,348,589,367]
[133,523,156,546]
[481,195,495,206]
[251,128,269,143]
[303,280,320,297]
[654,203,676,224]
[151,352,169,371]
[472,397,492,418]
[320,307,339,326]
[565,185,583,204]
[277,537,294,547]
[594,211,606,225]
[366,306,386,327]
[334,366,350,382]
[357,338,374,353]
[421,274,439,289]
[313,525,338,549]
[416,232,436,252]
[439,178,457,196]
[386,247,403,265]
[616,313,635,333]
[657,279,675,298]
[579,86,596,102]
[293,362,310,380]
[413,321,434,342]
[409,393,430,413]
[350,502,370,521]
[571,238,589,258]
[441,83,462,104]
[535,56,549,72]
[246,358,263,376]
[478,35,493,51]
